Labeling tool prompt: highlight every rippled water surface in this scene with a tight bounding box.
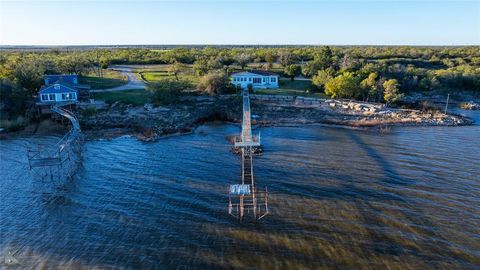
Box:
[1,110,479,269]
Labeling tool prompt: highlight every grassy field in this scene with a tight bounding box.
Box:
[141,72,199,85]
[141,71,169,81]
[255,77,325,97]
[278,79,313,91]
[92,89,149,106]
[80,70,128,89]
[136,64,199,86]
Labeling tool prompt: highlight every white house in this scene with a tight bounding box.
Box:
[230,70,279,90]
[38,83,78,103]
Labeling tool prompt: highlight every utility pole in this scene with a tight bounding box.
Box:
[444,93,450,114]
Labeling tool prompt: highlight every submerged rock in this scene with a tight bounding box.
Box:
[459,101,480,110]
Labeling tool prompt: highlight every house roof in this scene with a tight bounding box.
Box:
[39,83,78,94]
[231,70,279,77]
[44,74,79,85]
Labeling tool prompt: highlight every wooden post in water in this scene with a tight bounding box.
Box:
[445,93,450,115]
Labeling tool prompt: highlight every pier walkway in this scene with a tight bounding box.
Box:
[27,102,83,192]
[229,90,268,220]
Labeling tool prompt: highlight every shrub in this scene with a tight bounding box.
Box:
[247,84,253,93]
[148,79,191,105]
[0,116,28,132]
[197,70,234,95]
[324,72,359,98]
[0,79,30,118]
[284,64,302,81]
[383,79,403,106]
[81,107,97,117]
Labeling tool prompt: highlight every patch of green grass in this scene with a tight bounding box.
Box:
[80,70,128,89]
[141,71,199,86]
[141,71,170,81]
[92,89,149,106]
[279,79,313,91]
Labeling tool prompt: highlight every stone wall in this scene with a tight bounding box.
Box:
[248,94,385,113]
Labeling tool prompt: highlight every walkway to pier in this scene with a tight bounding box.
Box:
[27,102,83,193]
[229,90,268,220]
[234,90,261,148]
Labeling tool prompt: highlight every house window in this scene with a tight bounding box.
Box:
[61,93,74,100]
[41,94,48,101]
[253,78,261,84]
[249,78,252,82]
[271,77,276,83]
[72,93,77,100]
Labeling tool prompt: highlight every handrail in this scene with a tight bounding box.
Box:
[51,105,81,132]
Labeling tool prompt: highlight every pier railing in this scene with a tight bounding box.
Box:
[27,103,83,193]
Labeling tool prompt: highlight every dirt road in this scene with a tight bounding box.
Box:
[90,66,146,93]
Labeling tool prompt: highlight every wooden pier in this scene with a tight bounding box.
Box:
[229,90,268,220]
[27,102,83,194]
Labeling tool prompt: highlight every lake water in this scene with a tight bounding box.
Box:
[1,110,479,269]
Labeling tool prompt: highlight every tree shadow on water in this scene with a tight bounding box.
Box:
[345,130,415,186]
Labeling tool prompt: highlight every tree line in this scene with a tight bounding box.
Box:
[1,46,479,118]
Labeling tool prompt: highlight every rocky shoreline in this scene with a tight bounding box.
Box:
[1,95,474,141]
[78,95,473,141]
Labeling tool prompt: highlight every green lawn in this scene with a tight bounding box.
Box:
[141,71,170,81]
[92,89,149,106]
[255,79,326,98]
[80,70,128,89]
[278,79,313,91]
[140,71,199,85]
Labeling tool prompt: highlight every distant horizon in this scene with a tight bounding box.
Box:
[1,0,479,46]
[1,44,479,48]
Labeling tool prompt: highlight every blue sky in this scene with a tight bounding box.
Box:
[0,0,479,45]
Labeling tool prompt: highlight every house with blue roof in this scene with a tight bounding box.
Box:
[44,74,79,86]
[38,83,78,103]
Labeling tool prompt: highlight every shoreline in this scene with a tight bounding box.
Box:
[0,96,475,141]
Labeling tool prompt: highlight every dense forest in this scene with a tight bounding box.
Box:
[1,46,480,120]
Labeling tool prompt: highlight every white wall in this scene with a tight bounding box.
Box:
[231,73,279,89]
